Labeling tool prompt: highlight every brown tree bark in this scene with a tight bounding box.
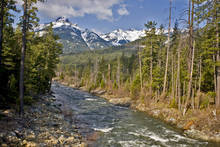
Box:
[19,0,28,116]
[171,53,175,100]
[75,64,77,85]
[183,0,195,115]
[176,36,182,110]
[183,41,195,115]
[117,57,120,87]
[108,64,111,86]
[213,55,217,93]
[215,0,220,108]
[198,56,202,92]
[150,40,153,95]
[94,57,98,83]
[163,0,172,94]
[187,0,192,74]
[138,42,143,91]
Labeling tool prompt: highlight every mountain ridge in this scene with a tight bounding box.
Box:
[37,17,146,54]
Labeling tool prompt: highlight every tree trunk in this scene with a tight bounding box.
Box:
[187,0,192,74]
[0,0,4,65]
[172,53,175,100]
[138,43,143,91]
[183,41,195,115]
[198,56,202,92]
[163,0,172,94]
[183,0,194,115]
[191,82,196,109]
[19,0,28,116]
[75,64,77,85]
[150,40,153,95]
[117,57,120,87]
[215,0,220,108]
[213,55,217,93]
[94,57,98,83]
[108,64,111,88]
[176,37,182,110]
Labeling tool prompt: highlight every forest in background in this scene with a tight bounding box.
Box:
[57,0,220,115]
[0,0,62,112]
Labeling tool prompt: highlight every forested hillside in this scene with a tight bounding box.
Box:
[58,0,220,114]
[0,0,62,113]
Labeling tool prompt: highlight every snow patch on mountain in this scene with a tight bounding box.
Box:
[101,29,145,46]
[36,17,81,31]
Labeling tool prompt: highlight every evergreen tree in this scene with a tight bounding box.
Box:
[0,0,17,106]
[195,0,220,108]
[143,21,159,94]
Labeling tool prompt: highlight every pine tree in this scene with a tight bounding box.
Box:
[195,0,220,108]
[19,0,44,115]
[0,0,17,105]
[0,0,4,65]
[143,21,159,94]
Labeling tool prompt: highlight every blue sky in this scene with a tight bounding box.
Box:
[17,0,188,34]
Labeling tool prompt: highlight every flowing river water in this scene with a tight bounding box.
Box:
[52,83,219,147]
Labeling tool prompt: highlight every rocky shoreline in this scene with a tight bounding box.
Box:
[58,81,220,144]
[0,94,85,147]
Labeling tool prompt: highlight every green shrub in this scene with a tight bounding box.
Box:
[200,95,209,109]
[169,98,177,108]
[80,78,85,87]
[113,80,118,89]
[100,79,105,88]
[88,84,96,92]
[130,75,140,99]
[124,79,130,92]
[60,73,64,80]
[24,96,34,105]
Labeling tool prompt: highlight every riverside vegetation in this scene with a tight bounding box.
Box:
[0,0,85,146]
[56,0,220,142]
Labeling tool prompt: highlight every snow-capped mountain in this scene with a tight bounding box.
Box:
[37,17,111,54]
[37,17,146,54]
[101,29,145,46]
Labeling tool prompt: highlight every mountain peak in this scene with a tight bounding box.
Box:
[56,17,70,23]
[115,29,123,32]
[101,29,145,46]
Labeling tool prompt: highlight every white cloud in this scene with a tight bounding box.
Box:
[17,0,127,21]
[117,4,129,16]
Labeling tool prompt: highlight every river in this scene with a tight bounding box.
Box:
[51,83,218,147]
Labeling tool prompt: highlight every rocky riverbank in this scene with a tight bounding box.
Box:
[132,99,220,143]
[0,94,85,146]
[100,92,220,143]
[58,81,220,143]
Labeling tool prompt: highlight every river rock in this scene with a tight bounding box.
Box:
[51,97,57,101]
[45,136,58,145]
[26,134,36,140]
[22,140,37,147]
[167,117,176,124]
[183,120,194,130]
[1,144,7,147]
[152,110,160,117]
[58,135,66,144]
[109,97,131,107]
[65,136,75,143]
